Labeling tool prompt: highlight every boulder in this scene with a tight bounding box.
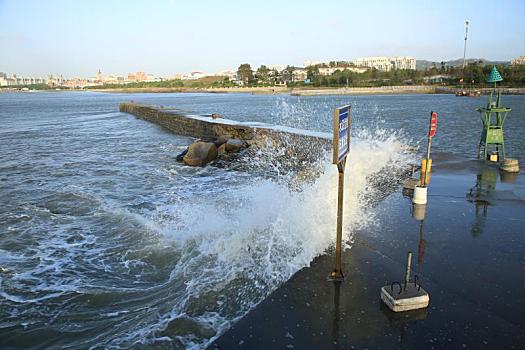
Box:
[225,139,244,153]
[217,143,227,157]
[183,142,218,166]
[214,136,229,147]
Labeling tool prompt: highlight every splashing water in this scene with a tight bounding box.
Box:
[107,133,413,349]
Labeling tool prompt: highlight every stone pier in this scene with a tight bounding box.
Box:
[119,103,332,162]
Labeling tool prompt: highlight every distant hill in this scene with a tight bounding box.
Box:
[416,58,511,70]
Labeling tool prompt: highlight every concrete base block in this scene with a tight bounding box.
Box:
[381,283,429,312]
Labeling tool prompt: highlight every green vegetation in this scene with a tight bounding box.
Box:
[86,79,184,89]
[444,63,525,87]
[301,67,418,87]
[288,63,525,88]
[255,65,270,82]
[86,76,230,89]
[209,77,238,88]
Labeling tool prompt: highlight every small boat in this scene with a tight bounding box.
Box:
[455,89,481,97]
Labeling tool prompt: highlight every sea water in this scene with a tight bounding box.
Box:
[0,92,524,349]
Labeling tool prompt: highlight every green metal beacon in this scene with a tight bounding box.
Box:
[476,66,511,162]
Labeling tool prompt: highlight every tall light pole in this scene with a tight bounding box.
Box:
[462,20,469,69]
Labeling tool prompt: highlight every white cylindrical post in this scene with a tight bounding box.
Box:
[412,185,428,205]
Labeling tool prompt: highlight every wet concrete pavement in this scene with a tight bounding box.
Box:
[210,156,525,349]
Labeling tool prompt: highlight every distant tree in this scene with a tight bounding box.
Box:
[237,63,254,85]
[281,66,294,83]
[307,66,319,82]
[266,69,280,84]
[255,65,270,83]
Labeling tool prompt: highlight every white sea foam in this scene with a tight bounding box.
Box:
[109,129,414,349]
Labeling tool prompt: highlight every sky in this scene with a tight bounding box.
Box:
[1,0,524,78]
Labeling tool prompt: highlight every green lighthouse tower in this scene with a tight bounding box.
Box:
[476,66,511,161]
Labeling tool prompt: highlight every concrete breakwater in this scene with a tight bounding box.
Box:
[435,86,525,95]
[119,103,332,165]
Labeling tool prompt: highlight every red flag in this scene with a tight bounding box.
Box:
[429,112,437,138]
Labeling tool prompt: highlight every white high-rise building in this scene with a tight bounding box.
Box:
[304,60,322,67]
[354,56,416,71]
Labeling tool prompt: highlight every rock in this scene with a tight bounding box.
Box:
[183,142,218,166]
[175,148,188,162]
[217,143,227,157]
[211,113,222,119]
[225,139,244,153]
[196,137,215,143]
[403,178,420,190]
[159,316,215,339]
[213,136,229,147]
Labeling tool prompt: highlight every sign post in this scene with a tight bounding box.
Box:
[422,111,438,186]
[329,105,351,282]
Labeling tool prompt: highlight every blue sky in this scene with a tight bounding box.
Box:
[1,0,524,77]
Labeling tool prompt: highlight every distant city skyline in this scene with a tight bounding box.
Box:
[1,0,524,77]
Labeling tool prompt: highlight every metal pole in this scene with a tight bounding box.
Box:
[404,251,412,290]
[462,20,469,69]
[331,159,346,281]
[424,138,432,186]
[423,112,433,186]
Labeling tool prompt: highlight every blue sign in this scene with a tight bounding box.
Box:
[333,105,351,164]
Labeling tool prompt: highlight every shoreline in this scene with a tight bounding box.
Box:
[86,86,291,94]
[84,85,436,95]
[3,85,525,95]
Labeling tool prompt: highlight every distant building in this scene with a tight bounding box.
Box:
[353,56,416,71]
[126,71,160,82]
[267,64,286,73]
[63,77,99,89]
[181,71,206,80]
[206,70,235,78]
[47,74,65,86]
[0,73,47,86]
[318,67,368,76]
[96,69,103,83]
[135,71,148,81]
[292,68,307,82]
[511,56,525,65]
[278,67,308,83]
[304,60,322,67]
[0,74,9,86]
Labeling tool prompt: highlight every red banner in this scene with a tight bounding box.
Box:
[429,112,437,138]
